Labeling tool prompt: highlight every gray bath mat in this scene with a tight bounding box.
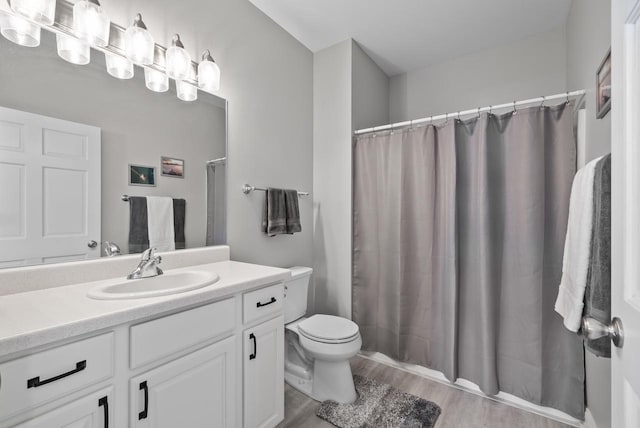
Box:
[316,375,441,428]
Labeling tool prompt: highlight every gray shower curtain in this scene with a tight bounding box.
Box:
[352,103,585,418]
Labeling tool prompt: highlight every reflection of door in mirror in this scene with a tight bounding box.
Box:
[0,106,101,268]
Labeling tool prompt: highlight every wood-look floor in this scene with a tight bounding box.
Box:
[277,356,574,428]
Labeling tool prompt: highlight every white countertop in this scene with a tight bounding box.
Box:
[0,260,290,359]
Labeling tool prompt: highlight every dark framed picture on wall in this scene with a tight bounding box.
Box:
[596,49,611,119]
[129,164,156,187]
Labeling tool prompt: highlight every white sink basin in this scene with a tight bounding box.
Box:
[87,270,220,300]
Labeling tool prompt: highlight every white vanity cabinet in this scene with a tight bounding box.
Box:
[13,388,112,428]
[243,316,284,428]
[130,337,237,428]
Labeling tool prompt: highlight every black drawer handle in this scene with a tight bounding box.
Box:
[139,381,149,420]
[27,360,87,388]
[249,333,257,360]
[98,396,109,428]
[256,297,276,308]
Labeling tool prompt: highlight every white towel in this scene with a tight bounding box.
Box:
[146,196,176,252]
[555,156,603,332]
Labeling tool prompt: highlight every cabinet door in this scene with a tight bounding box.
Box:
[13,387,112,428]
[244,316,284,428]
[130,337,236,428]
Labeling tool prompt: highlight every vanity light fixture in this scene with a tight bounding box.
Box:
[105,53,134,80]
[124,13,155,65]
[198,50,220,93]
[165,34,191,81]
[9,0,55,26]
[145,68,169,93]
[56,33,90,65]
[73,0,110,48]
[177,69,197,102]
[0,12,40,47]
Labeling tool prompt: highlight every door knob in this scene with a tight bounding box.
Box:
[581,316,624,348]
[88,240,98,248]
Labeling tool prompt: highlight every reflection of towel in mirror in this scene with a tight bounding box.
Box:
[173,198,186,250]
[584,154,611,357]
[128,197,149,254]
[262,188,302,236]
[147,197,176,252]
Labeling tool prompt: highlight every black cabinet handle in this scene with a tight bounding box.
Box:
[139,381,149,420]
[249,333,257,360]
[98,396,109,428]
[256,297,276,308]
[27,360,87,388]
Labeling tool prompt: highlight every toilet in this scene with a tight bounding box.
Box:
[284,267,362,404]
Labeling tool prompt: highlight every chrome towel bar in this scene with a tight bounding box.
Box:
[242,184,310,197]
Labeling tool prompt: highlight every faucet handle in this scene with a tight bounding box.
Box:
[141,247,156,261]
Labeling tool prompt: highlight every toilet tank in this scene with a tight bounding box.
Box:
[284,266,313,323]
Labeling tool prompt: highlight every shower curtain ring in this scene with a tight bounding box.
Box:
[540,96,546,110]
[565,92,570,105]
[489,105,492,115]
[457,111,461,121]
[476,107,481,119]
[512,101,517,115]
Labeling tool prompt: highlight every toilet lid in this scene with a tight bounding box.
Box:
[298,315,360,343]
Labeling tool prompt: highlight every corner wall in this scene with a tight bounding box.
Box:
[566,1,613,427]
[312,40,389,318]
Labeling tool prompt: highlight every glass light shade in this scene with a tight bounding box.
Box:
[177,80,197,102]
[56,34,90,65]
[10,0,55,25]
[73,0,110,47]
[165,34,191,81]
[198,59,220,93]
[0,13,40,47]
[124,16,154,65]
[105,53,134,79]
[145,68,169,93]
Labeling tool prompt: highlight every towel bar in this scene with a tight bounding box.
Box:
[242,184,310,197]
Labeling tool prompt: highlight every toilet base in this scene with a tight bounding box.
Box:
[312,359,357,403]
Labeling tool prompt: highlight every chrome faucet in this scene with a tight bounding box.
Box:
[127,248,163,280]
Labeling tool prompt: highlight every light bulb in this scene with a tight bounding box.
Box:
[177,68,197,102]
[198,50,221,93]
[165,34,191,81]
[105,53,134,79]
[0,12,40,47]
[56,34,90,65]
[73,0,110,48]
[124,13,154,65]
[145,68,169,93]
[9,0,55,26]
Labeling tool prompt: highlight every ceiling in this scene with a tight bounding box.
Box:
[248,0,572,76]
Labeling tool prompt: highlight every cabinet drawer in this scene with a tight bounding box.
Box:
[130,298,236,369]
[0,333,113,421]
[243,283,284,325]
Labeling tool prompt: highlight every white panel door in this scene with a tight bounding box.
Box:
[13,387,112,428]
[612,1,640,427]
[130,337,237,428]
[243,316,284,428]
[0,106,101,268]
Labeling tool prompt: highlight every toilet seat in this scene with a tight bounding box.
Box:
[298,314,360,344]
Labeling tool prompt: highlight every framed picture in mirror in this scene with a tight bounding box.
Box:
[161,156,185,178]
[129,164,157,187]
[596,49,611,119]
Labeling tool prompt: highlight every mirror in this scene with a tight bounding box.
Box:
[0,32,227,268]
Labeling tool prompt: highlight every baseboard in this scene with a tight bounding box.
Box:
[359,351,583,428]
[582,409,598,428]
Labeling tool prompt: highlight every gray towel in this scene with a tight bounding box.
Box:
[284,189,302,234]
[128,196,149,254]
[262,188,302,236]
[584,154,611,357]
[173,198,186,250]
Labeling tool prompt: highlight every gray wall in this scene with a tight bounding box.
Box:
[50,0,314,268]
[566,2,613,427]
[0,33,225,254]
[312,40,389,318]
[389,27,568,122]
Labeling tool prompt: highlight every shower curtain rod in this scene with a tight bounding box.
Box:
[354,89,586,135]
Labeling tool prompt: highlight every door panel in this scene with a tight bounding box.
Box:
[130,337,236,428]
[0,106,100,268]
[611,0,640,426]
